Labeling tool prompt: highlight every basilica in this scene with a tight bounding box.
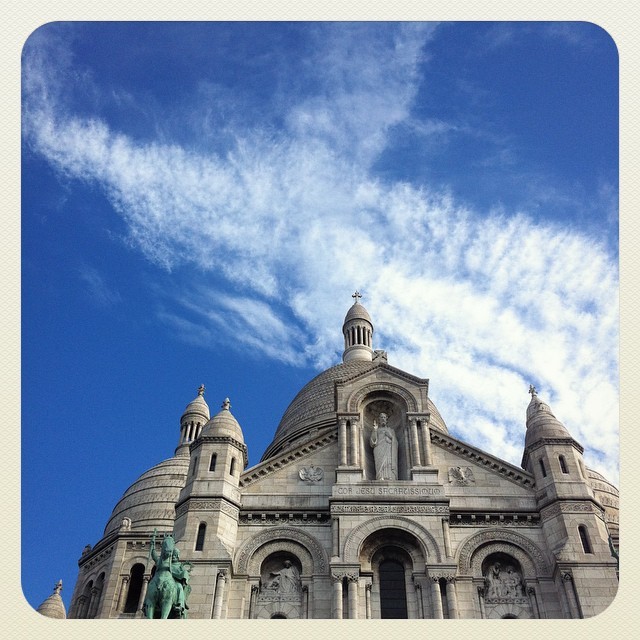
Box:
[56,295,619,619]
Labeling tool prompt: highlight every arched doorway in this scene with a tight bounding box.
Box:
[378,558,408,618]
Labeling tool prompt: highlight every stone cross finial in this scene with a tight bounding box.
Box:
[197,384,205,396]
[222,398,231,410]
[352,290,362,303]
[529,385,537,397]
[54,580,63,595]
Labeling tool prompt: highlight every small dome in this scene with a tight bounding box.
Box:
[524,387,572,449]
[343,300,372,325]
[36,580,66,619]
[103,454,190,536]
[200,398,245,443]
[182,384,210,421]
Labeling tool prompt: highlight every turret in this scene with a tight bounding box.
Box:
[176,384,210,455]
[342,291,374,362]
[36,580,67,619]
[173,398,247,558]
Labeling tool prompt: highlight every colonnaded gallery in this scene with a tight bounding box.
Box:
[49,295,619,619]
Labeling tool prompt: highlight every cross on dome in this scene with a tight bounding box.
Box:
[197,384,205,396]
[352,290,362,303]
[529,385,537,397]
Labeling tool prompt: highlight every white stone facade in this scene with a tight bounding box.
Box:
[67,299,619,620]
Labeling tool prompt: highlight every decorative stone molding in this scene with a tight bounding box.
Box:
[346,381,419,413]
[458,529,548,576]
[450,513,541,527]
[240,432,337,487]
[541,501,604,521]
[343,515,442,563]
[431,432,535,488]
[235,527,328,574]
[175,498,240,520]
[331,504,449,515]
[81,545,114,571]
[240,512,330,526]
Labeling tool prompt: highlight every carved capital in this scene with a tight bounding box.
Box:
[477,586,485,597]
[331,573,345,583]
[527,586,536,596]
[339,417,348,428]
[121,576,130,585]
[346,573,359,584]
[445,576,456,584]
[217,569,228,580]
[562,572,573,583]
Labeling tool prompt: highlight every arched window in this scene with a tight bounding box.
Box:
[539,458,547,477]
[209,453,217,472]
[124,563,145,613]
[379,559,408,619]
[578,525,593,554]
[559,455,569,474]
[230,457,236,476]
[195,522,206,551]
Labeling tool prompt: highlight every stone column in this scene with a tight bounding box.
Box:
[421,422,432,465]
[430,577,444,619]
[445,577,459,619]
[347,575,359,619]
[76,594,88,619]
[302,585,309,619]
[138,575,150,613]
[365,583,372,619]
[332,518,340,557]
[116,576,130,613]
[339,418,348,466]
[332,574,344,619]
[248,585,258,619]
[350,419,360,467]
[527,586,541,619]
[409,418,421,467]
[561,572,583,619]
[441,517,452,558]
[414,582,424,618]
[213,570,227,619]
[87,586,100,618]
[477,586,486,619]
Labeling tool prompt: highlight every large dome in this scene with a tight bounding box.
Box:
[261,359,448,460]
[103,452,190,536]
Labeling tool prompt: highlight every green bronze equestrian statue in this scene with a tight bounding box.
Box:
[143,529,192,619]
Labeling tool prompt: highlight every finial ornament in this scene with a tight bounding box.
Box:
[529,385,537,397]
[54,580,63,595]
[352,290,362,304]
[197,384,205,396]
[222,398,231,411]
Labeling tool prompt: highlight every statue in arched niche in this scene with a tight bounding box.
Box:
[370,412,398,480]
[266,560,301,594]
[484,560,524,600]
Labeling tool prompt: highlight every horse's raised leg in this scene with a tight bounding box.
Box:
[160,598,173,619]
[145,603,154,619]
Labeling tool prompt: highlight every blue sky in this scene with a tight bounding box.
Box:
[21,21,618,612]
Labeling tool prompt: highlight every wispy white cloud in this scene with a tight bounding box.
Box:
[22,23,619,484]
[78,265,122,307]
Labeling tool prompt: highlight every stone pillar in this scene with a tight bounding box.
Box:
[350,419,360,467]
[116,576,129,613]
[347,575,359,619]
[138,575,150,613]
[445,577,459,619]
[477,586,487,619]
[527,586,542,619]
[409,418,421,466]
[87,586,100,618]
[421,422,432,465]
[441,517,452,558]
[430,577,444,619]
[561,572,583,619]
[365,583,372,619]
[332,574,344,619]
[332,518,340,557]
[414,582,424,618]
[339,418,348,466]
[213,570,227,619]
[248,585,258,619]
[302,585,309,619]
[76,594,88,619]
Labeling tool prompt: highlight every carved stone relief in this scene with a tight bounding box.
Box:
[298,465,324,482]
[448,466,475,485]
